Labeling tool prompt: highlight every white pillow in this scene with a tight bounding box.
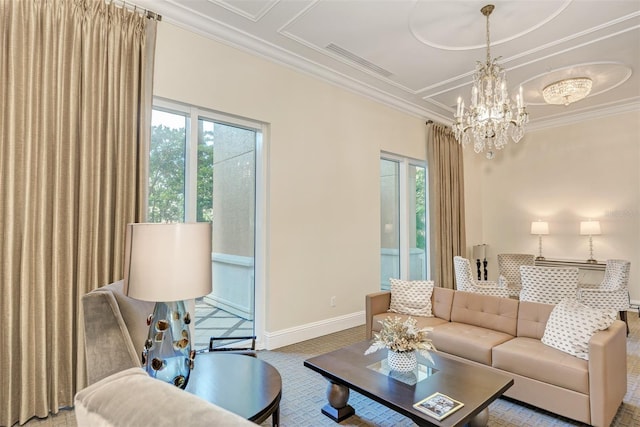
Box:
[541,298,616,360]
[388,278,434,317]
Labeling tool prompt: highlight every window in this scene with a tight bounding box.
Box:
[149,99,264,348]
[149,110,187,222]
[380,154,428,289]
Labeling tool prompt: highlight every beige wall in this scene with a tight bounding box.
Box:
[152,23,426,336]
[464,111,640,302]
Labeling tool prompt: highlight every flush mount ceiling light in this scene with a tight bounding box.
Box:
[452,4,529,160]
[542,77,593,106]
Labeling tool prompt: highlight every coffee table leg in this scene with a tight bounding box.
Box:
[320,380,355,422]
[468,407,489,427]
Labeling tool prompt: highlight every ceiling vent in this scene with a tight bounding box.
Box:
[326,43,393,78]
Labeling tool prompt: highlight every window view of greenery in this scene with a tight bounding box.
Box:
[148,110,186,222]
[411,165,427,281]
[197,119,214,222]
[415,166,426,251]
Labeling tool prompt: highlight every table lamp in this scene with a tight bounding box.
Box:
[530,221,549,261]
[580,220,601,264]
[472,244,487,280]
[123,222,212,388]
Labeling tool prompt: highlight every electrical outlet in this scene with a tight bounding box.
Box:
[330,296,336,307]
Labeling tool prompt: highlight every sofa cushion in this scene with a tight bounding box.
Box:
[516,300,554,339]
[429,322,513,365]
[389,278,434,317]
[432,287,455,321]
[493,337,589,394]
[450,291,519,336]
[541,298,616,360]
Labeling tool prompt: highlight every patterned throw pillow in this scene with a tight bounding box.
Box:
[541,298,616,360]
[388,278,434,317]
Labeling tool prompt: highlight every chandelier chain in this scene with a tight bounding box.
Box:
[485,8,491,64]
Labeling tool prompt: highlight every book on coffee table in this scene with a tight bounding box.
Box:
[413,392,464,421]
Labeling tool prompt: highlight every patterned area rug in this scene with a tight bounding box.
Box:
[258,312,640,426]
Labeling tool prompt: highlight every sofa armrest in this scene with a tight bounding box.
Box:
[365,291,391,339]
[588,320,627,427]
[82,289,141,385]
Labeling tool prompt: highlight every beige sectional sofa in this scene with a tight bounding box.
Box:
[366,287,627,427]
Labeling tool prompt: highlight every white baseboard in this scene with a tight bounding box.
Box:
[262,311,365,350]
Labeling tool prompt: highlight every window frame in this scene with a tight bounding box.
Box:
[380,152,430,282]
[150,97,268,348]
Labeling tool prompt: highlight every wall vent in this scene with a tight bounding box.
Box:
[326,43,393,78]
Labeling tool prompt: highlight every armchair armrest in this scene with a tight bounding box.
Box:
[578,288,630,311]
[477,279,504,288]
[365,291,391,339]
[498,275,508,287]
[588,320,627,427]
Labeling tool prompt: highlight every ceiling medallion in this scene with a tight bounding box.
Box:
[452,4,529,160]
[542,77,593,106]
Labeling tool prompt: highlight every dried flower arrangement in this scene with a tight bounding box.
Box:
[364,316,436,364]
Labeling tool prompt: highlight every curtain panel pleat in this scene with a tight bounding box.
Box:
[0,1,155,424]
[426,123,466,289]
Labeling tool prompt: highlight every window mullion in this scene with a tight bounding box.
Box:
[399,160,410,280]
[185,107,198,222]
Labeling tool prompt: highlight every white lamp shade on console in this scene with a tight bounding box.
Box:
[530,221,549,235]
[123,222,212,389]
[472,244,487,260]
[580,220,601,236]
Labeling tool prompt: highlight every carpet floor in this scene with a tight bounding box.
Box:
[22,312,640,426]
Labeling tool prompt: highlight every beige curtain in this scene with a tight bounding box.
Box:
[426,122,466,289]
[0,1,156,424]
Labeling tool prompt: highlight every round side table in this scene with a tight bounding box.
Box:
[186,352,282,426]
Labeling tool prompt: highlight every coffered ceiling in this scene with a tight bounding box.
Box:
[131,0,640,130]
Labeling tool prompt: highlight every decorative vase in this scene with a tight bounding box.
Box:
[387,349,417,372]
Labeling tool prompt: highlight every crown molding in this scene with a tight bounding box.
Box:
[158,8,639,133]
[528,99,640,132]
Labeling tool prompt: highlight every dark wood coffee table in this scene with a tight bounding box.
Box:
[304,341,513,427]
[186,352,282,426]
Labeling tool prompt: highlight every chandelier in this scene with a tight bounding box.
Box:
[452,4,529,159]
[542,77,593,106]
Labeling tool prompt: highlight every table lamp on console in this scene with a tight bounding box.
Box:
[123,222,212,389]
[580,220,601,264]
[530,220,549,261]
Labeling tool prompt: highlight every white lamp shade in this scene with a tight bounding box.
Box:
[580,220,601,236]
[530,221,549,235]
[472,244,487,260]
[123,223,212,302]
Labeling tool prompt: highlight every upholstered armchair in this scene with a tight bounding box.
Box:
[497,253,536,298]
[453,256,509,298]
[578,259,631,334]
[519,265,579,304]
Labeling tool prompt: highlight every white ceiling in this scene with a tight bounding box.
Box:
[131,0,640,130]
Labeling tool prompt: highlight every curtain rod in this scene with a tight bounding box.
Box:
[110,0,162,21]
